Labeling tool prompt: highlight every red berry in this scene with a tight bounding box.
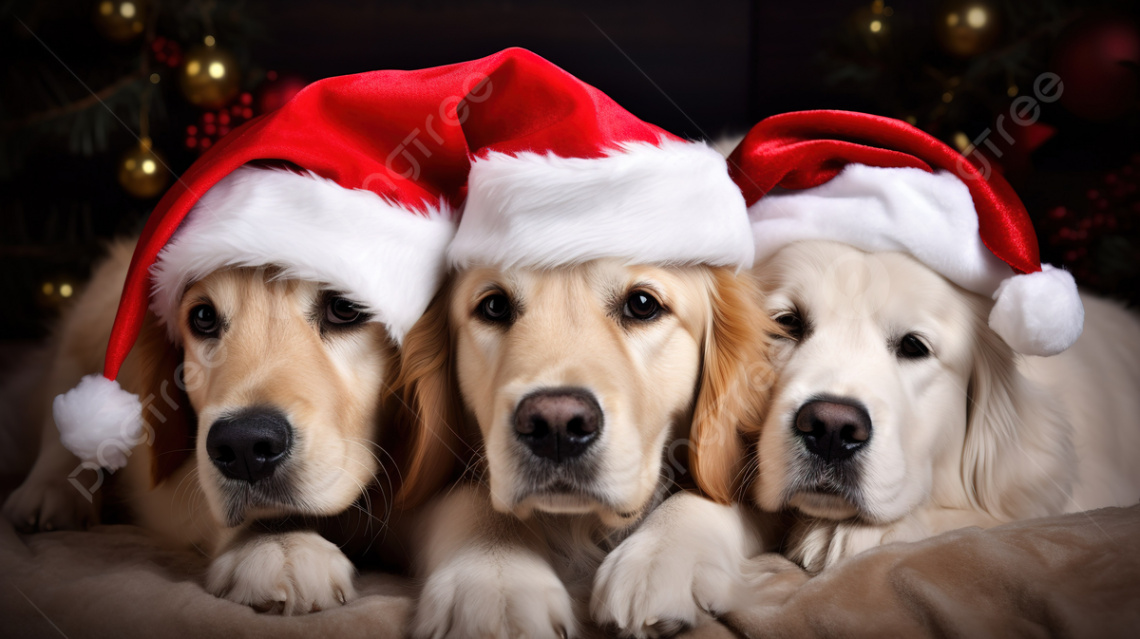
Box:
[242,108,254,119]
[201,138,212,149]
[1048,206,1068,219]
[1086,189,1100,200]
[219,112,231,125]
[186,137,197,148]
[240,92,253,105]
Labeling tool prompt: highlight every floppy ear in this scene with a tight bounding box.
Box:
[118,310,196,487]
[392,282,466,509]
[689,268,776,504]
[962,306,1074,521]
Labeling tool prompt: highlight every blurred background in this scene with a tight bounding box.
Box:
[2,0,1139,343]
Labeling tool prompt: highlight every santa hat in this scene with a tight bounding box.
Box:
[728,110,1083,357]
[447,50,752,270]
[53,49,543,469]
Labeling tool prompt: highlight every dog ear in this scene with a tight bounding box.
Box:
[392,283,466,509]
[963,308,1074,521]
[118,310,196,487]
[689,269,775,505]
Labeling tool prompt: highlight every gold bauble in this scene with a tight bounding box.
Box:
[935,0,1001,58]
[852,1,893,52]
[180,41,242,109]
[92,0,149,43]
[117,138,169,199]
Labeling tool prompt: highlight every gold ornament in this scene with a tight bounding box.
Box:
[852,0,893,51]
[118,137,169,199]
[935,0,1001,58]
[92,0,149,43]
[179,39,242,109]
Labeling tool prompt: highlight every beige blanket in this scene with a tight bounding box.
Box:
[3,487,1138,638]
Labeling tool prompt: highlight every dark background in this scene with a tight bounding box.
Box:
[3,0,1139,340]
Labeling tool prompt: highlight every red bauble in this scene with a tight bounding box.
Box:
[1051,15,1140,121]
[257,72,308,113]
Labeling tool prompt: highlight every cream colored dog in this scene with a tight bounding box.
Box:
[3,240,401,614]
[397,259,772,638]
[753,240,1140,571]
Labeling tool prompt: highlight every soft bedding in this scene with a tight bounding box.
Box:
[3,487,1137,638]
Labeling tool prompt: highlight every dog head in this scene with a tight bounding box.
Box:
[398,260,773,528]
[752,241,1073,526]
[125,266,396,527]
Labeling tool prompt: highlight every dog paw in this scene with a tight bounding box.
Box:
[206,531,356,615]
[592,527,740,638]
[791,516,929,572]
[411,548,575,639]
[2,476,97,533]
[592,495,754,638]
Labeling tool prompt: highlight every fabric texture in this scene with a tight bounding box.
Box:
[722,506,1140,638]
[149,167,455,344]
[448,49,751,270]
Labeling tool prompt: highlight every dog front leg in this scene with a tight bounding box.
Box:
[410,483,576,639]
[591,492,776,637]
[205,520,356,615]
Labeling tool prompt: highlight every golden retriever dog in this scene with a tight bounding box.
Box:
[396,260,772,638]
[2,238,404,614]
[752,240,1140,572]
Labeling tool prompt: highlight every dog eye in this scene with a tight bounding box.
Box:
[189,304,220,337]
[773,311,804,341]
[477,293,512,323]
[326,296,366,326]
[897,333,931,359]
[623,290,661,321]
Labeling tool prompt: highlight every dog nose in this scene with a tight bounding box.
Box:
[514,389,603,463]
[206,409,292,483]
[794,399,872,463]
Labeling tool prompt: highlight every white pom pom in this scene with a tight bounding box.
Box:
[53,375,144,470]
[989,264,1084,357]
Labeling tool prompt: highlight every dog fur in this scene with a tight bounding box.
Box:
[395,259,773,638]
[2,238,411,614]
[753,240,1140,571]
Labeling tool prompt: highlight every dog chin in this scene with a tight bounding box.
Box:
[788,491,861,520]
[511,487,642,528]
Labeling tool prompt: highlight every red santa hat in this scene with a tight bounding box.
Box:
[728,109,1082,357]
[53,49,537,470]
[447,50,752,270]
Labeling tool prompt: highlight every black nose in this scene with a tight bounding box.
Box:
[206,409,292,483]
[794,398,872,463]
[513,388,603,463]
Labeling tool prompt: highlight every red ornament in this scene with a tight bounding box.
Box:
[151,36,183,69]
[1051,15,1140,121]
[257,73,308,113]
[183,93,258,154]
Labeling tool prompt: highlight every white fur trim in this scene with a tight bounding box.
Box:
[749,164,1014,296]
[750,163,1085,355]
[53,375,143,470]
[449,140,753,269]
[150,167,456,344]
[989,264,1084,356]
